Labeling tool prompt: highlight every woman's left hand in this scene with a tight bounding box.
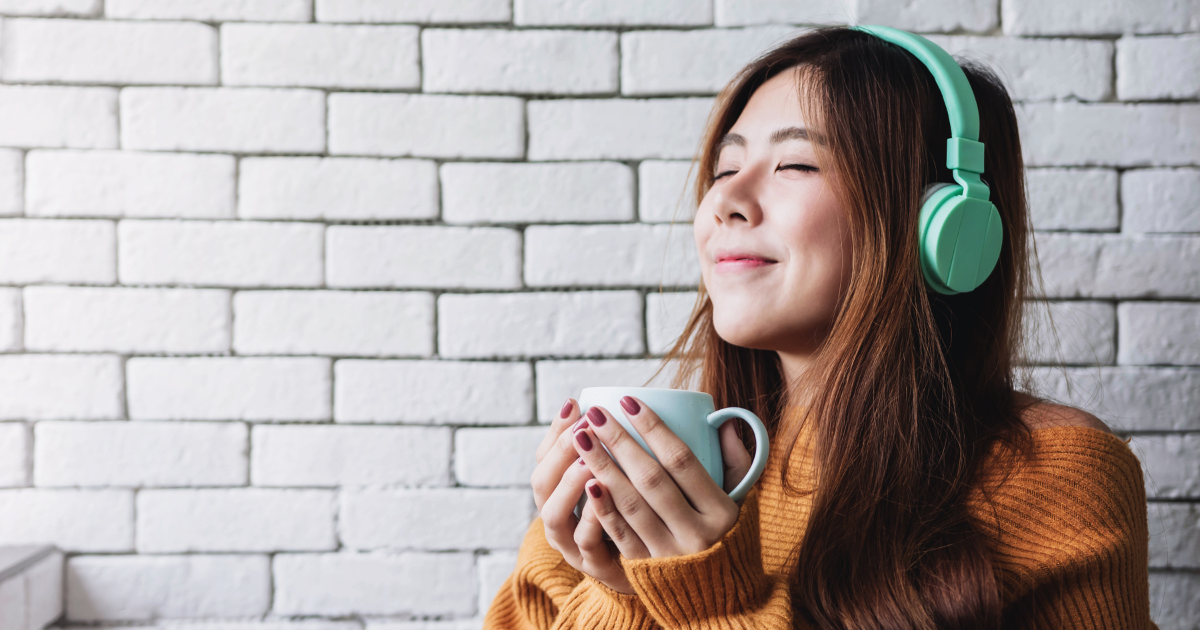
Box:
[571,396,753,559]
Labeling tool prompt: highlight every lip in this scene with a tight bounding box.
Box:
[713,248,777,264]
[714,259,777,274]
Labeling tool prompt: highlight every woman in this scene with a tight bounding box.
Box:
[485,25,1154,629]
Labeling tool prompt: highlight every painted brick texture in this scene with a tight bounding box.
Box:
[0,1,1195,627]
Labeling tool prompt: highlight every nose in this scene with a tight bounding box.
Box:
[712,166,763,226]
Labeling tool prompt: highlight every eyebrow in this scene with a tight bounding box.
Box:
[715,126,825,153]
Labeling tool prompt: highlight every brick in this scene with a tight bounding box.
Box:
[329,93,523,159]
[1,18,216,85]
[0,354,122,420]
[1122,169,1200,233]
[368,623,481,630]
[1025,168,1118,231]
[534,359,684,422]
[515,0,711,26]
[1018,103,1200,167]
[0,489,132,552]
[647,290,699,354]
[1117,35,1200,100]
[528,98,713,160]
[0,86,116,149]
[526,224,701,287]
[442,162,633,224]
[439,292,644,359]
[1118,303,1200,365]
[0,423,27,486]
[167,624,361,630]
[640,160,699,224]
[340,489,533,550]
[67,555,270,621]
[478,551,518,616]
[127,357,331,422]
[0,288,21,352]
[119,220,323,288]
[1023,301,1116,365]
[26,150,235,219]
[714,0,851,26]
[273,553,475,616]
[334,360,532,424]
[23,286,229,354]
[34,421,247,487]
[252,425,452,487]
[16,550,61,630]
[0,0,98,16]
[1034,234,1200,299]
[1003,0,1200,35]
[0,149,21,216]
[239,157,438,221]
[107,0,311,21]
[1030,367,1200,432]
[138,489,335,552]
[1149,502,1200,568]
[925,36,1112,102]
[621,27,798,96]
[1149,571,1200,629]
[423,29,616,94]
[858,0,997,32]
[223,24,419,89]
[234,291,433,357]
[1131,434,1200,499]
[121,87,325,154]
[0,219,114,284]
[454,427,544,487]
[327,226,520,289]
[317,0,510,23]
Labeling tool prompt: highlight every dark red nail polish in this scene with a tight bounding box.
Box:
[573,419,587,432]
[587,407,606,426]
[559,400,573,419]
[588,484,602,498]
[575,431,593,451]
[620,396,640,415]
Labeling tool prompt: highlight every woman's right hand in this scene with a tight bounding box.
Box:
[531,398,634,594]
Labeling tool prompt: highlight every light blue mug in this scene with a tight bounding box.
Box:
[573,387,769,518]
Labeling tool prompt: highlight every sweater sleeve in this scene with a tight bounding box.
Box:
[482,515,660,630]
[976,428,1157,630]
[620,488,805,630]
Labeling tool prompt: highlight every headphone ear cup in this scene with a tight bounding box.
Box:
[917,184,1003,295]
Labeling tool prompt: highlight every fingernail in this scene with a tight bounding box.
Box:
[586,407,606,427]
[588,483,602,498]
[573,419,587,432]
[575,431,593,451]
[620,396,640,416]
[559,399,573,419]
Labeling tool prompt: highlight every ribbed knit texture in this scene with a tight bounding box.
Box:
[483,409,1155,629]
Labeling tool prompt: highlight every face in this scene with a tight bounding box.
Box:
[694,69,853,364]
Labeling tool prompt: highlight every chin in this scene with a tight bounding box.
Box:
[711,308,774,350]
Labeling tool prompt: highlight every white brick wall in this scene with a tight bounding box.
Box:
[0,2,1195,626]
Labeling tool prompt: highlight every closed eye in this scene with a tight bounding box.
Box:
[711,164,819,182]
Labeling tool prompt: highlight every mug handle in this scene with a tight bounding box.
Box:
[706,407,769,503]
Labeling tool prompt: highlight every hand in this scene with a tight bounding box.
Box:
[531,398,634,593]
[571,397,754,560]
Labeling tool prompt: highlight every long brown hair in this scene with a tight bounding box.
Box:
[645,26,1041,629]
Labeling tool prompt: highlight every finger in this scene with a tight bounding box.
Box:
[718,420,753,495]
[540,455,595,562]
[584,479,650,560]
[531,416,589,511]
[590,400,712,519]
[574,496,622,573]
[573,424,672,548]
[536,398,580,463]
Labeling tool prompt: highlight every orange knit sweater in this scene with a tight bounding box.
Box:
[483,416,1156,629]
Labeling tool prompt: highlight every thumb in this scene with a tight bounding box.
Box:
[718,421,753,494]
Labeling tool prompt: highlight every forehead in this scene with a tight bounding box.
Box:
[721,68,825,149]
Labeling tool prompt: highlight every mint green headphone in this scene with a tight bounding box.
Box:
[850,25,1004,295]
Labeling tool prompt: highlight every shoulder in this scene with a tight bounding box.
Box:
[1015,395,1113,434]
